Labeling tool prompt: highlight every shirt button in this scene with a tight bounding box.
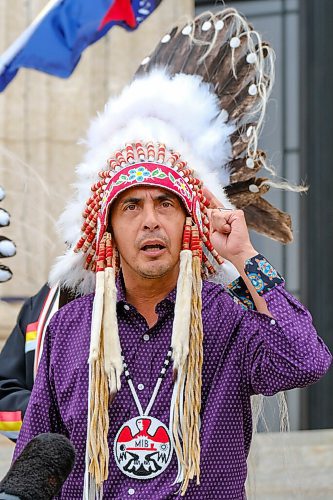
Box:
[138,383,144,391]
[124,304,130,311]
[143,334,150,341]
[270,319,276,325]
[128,488,135,495]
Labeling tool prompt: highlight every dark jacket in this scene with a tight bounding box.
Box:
[0,285,65,440]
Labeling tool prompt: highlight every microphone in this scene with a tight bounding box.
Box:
[0,433,76,500]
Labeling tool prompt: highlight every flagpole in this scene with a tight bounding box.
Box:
[0,0,64,73]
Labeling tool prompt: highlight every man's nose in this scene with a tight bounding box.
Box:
[142,206,160,230]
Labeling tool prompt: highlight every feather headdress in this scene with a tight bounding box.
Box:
[49,7,300,499]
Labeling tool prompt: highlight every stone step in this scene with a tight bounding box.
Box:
[247,429,333,499]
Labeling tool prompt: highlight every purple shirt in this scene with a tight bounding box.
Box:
[14,268,332,499]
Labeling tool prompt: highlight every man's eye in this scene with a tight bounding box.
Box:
[161,201,172,208]
[125,204,137,211]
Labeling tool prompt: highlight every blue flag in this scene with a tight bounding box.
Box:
[0,0,162,92]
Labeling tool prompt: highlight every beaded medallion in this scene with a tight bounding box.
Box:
[114,416,173,479]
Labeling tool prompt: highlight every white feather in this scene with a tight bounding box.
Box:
[212,260,240,285]
[171,250,192,370]
[48,248,95,294]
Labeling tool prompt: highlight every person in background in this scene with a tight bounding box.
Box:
[0,284,73,440]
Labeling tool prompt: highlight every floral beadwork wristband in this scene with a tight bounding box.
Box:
[244,253,284,296]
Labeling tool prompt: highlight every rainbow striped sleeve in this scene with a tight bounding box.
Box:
[0,410,22,439]
[25,321,38,353]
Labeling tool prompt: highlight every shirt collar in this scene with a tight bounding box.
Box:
[115,271,177,307]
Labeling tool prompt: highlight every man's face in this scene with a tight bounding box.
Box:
[110,186,186,281]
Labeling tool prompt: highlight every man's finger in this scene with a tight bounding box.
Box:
[210,210,232,234]
[213,221,232,234]
[213,224,232,234]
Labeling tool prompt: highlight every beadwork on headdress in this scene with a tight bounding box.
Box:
[75,142,223,277]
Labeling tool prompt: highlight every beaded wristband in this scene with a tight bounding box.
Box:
[227,254,284,308]
[244,253,284,296]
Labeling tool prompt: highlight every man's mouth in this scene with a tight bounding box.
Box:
[142,244,165,251]
[140,241,166,255]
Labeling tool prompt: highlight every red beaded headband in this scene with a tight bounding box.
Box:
[74,142,223,274]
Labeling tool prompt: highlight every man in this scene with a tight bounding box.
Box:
[14,176,331,498]
[0,284,50,440]
[14,10,332,500]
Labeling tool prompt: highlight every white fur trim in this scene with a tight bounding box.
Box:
[171,250,192,370]
[89,270,105,362]
[103,267,123,393]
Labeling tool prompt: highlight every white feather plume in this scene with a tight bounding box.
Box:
[49,248,95,295]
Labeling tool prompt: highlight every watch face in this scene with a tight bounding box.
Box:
[114,415,173,479]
